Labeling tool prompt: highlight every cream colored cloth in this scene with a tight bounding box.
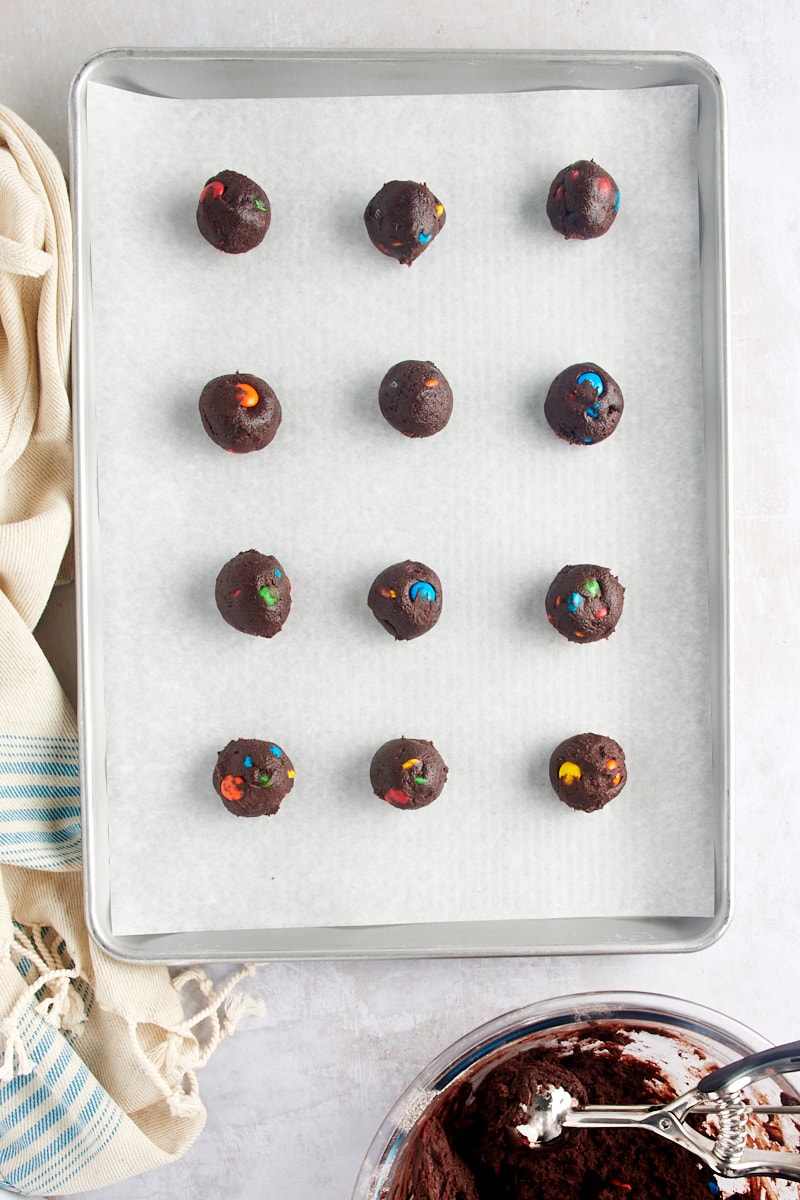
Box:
[0,104,259,1195]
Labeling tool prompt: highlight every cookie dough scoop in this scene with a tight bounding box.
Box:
[517,1040,800,1184]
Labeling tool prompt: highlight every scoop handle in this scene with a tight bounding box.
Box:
[697,1040,800,1095]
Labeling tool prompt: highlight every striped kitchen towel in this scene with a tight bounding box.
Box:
[1,104,260,1195]
[0,734,81,874]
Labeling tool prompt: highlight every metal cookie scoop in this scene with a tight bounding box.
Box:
[518,1040,800,1182]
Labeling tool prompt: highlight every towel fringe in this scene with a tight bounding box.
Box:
[0,1015,33,1080]
[133,964,263,1111]
[0,925,87,1078]
[170,962,263,1066]
[147,1030,201,1080]
[2,929,262,1092]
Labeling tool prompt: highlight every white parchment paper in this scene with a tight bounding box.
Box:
[85,80,714,936]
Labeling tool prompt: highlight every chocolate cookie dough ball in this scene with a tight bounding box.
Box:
[364,180,446,265]
[546,159,620,240]
[549,732,627,812]
[213,738,295,817]
[370,737,448,809]
[368,560,442,640]
[545,564,624,643]
[196,169,271,253]
[199,371,282,453]
[215,550,291,638]
[379,360,453,438]
[544,363,623,446]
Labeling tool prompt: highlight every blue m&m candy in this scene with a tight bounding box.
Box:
[410,581,437,603]
[576,370,605,395]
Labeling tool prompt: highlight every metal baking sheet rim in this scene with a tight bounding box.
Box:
[69,48,731,963]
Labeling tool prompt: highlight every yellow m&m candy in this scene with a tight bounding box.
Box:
[558,761,582,785]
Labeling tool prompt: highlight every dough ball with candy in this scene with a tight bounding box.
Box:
[378,359,453,438]
[545,564,624,643]
[546,159,620,240]
[196,169,271,253]
[370,737,448,810]
[549,732,626,812]
[544,362,623,446]
[368,559,442,640]
[214,738,295,817]
[364,180,446,266]
[215,550,291,638]
[199,371,282,453]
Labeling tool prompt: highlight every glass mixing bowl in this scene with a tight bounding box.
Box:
[353,990,798,1200]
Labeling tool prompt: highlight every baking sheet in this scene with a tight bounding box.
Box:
[83,78,714,937]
